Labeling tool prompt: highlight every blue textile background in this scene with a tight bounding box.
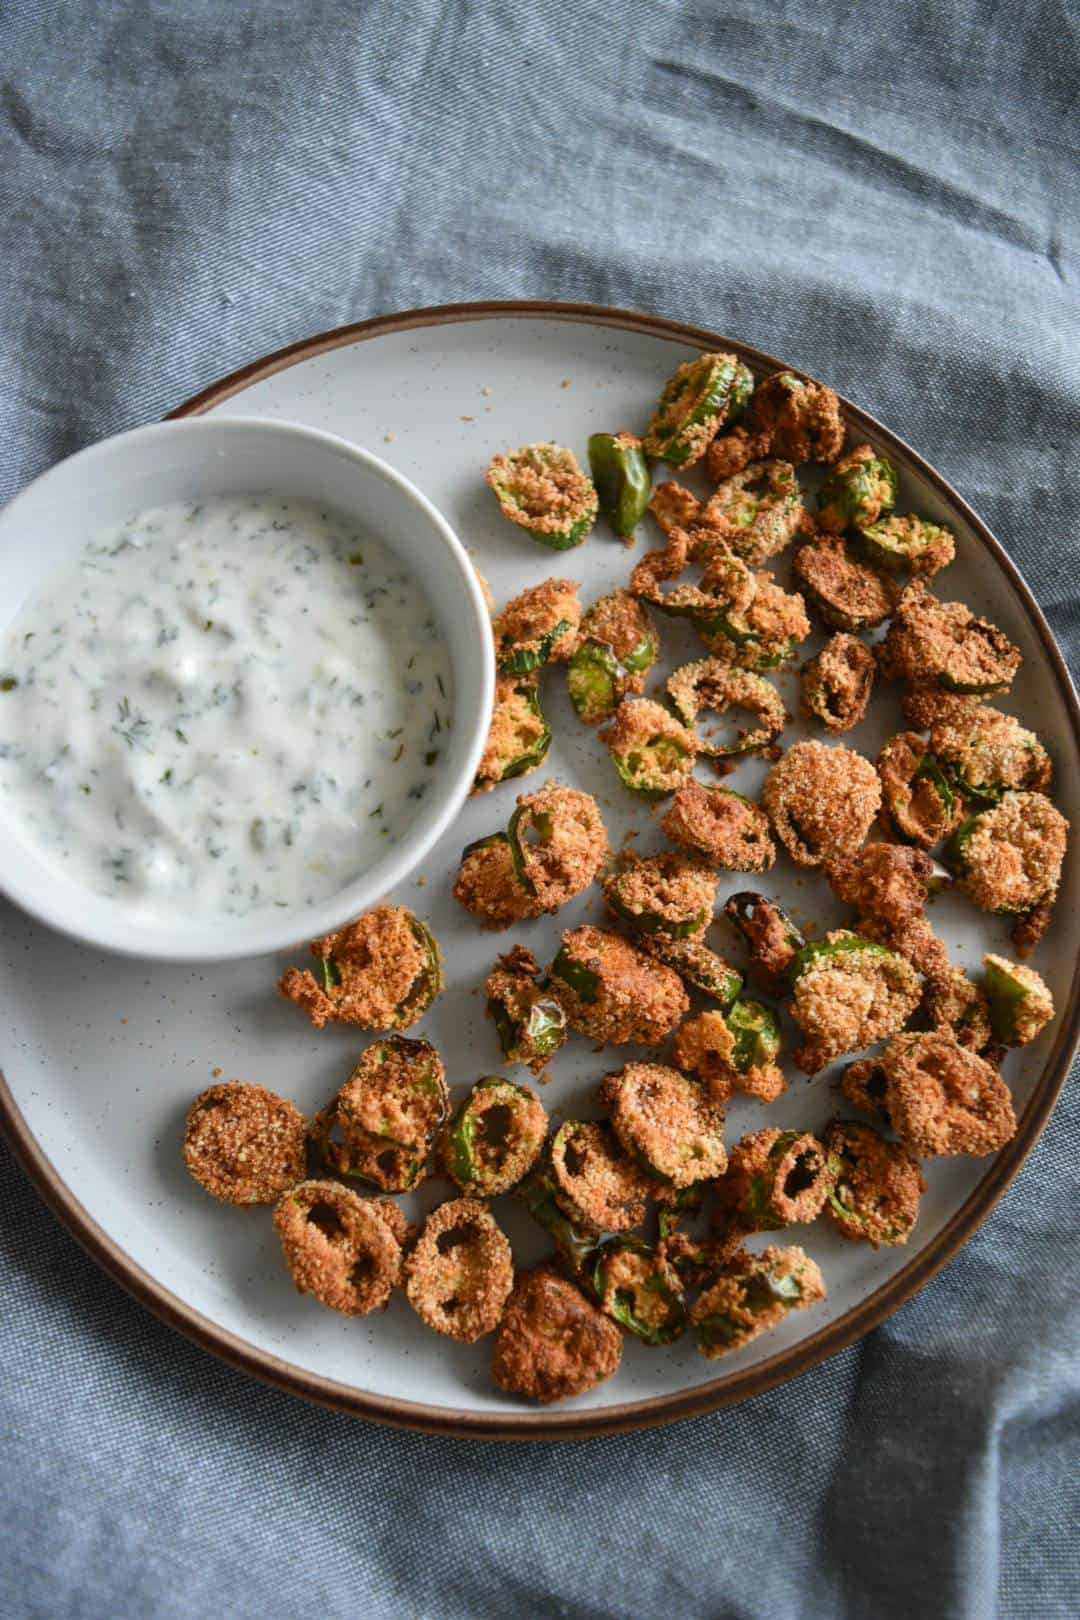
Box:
[1,3,1078,1616]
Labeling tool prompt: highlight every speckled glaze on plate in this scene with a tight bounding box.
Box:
[2,302,1078,1439]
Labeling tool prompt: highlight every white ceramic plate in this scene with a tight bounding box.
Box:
[3,303,1077,1438]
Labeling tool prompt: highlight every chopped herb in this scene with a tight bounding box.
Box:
[425,750,440,767]
[79,783,92,795]
[160,769,173,784]
[436,674,446,698]
[112,697,152,752]
[385,727,404,739]
[349,551,364,566]
[175,728,189,744]
[368,804,383,817]
[393,743,404,762]
[0,676,17,692]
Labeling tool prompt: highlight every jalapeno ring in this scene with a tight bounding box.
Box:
[588,431,652,538]
[517,1163,604,1275]
[763,740,881,867]
[723,891,805,995]
[792,538,898,632]
[601,1062,727,1188]
[877,582,1021,696]
[566,589,658,723]
[816,444,897,533]
[549,1120,658,1234]
[661,781,776,872]
[506,782,609,912]
[491,1264,623,1403]
[691,1244,826,1359]
[444,1076,549,1196]
[453,831,539,930]
[946,791,1068,931]
[643,352,754,468]
[638,934,744,1005]
[666,659,786,761]
[592,1238,687,1345]
[274,1180,410,1317]
[823,1120,925,1248]
[473,674,552,794]
[548,926,689,1046]
[601,697,697,798]
[312,1035,449,1193]
[713,1128,838,1235]
[671,1005,785,1106]
[491,578,582,673]
[184,1082,307,1206]
[603,850,717,940]
[485,945,568,1072]
[486,443,598,549]
[855,513,955,578]
[880,1029,1017,1157]
[877,732,961,848]
[700,458,804,565]
[929,704,1052,807]
[789,930,922,1074]
[404,1197,514,1343]
[279,906,443,1032]
[800,633,876,734]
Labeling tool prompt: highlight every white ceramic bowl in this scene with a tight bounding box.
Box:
[0,417,494,962]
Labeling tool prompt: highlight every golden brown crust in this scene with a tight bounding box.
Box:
[404,1198,514,1342]
[661,780,775,870]
[706,372,843,481]
[881,1030,1017,1157]
[183,1082,307,1206]
[602,1062,727,1187]
[603,849,717,939]
[790,930,922,1073]
[930,705,1052,798]
[509,782,608,913]
[801,633,875,733]
[550,926,689,1046]
[823,1121,926,1248]
[793,538,898,630]
[763,740,881,866]
[959,792,1068,918]
[672,1010,786,1106]
[601,698,697,795]
[877,581,1021,694]
[491,1265,623,1403]
[549,1120,658,1231]
[492,578,582,665]
[713,1128,836,1232]
[312,1037,449,1193]
[273,1180,408,1315]
[690,1244,826,1358]
[473,673,548,795]
[923,965,994,1051]
[278,906,438,1031]
[453,835,537,929]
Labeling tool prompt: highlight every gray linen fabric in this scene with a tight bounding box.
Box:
[2,2,1078,1616]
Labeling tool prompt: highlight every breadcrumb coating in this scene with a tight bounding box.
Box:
[690,1244,826,1358]
[454,835,538,929]
[600,1062,728,1187]
[705,371,844,481]
[672,1009,786,1105]
[550,926,689,1045]
[923,964,994,1052]
[930,704,1052,799]
[666,660,786,759]
[486,443,597,540]
[713,1128,837,1233]
[763,740,881,866]
[603,849,717,940]
[957,791,1068,920]
[601,697,697,796]
[801,633,875,733]
[278,906,440,1031]
[790,930,921,1073]
[877,581,1021,695]
[700,459,804,565]
[881,1029,1017,1157]
[549,1120,658,1232]
[823,1121,925,1247]
[877,731,963,848]
[492,1265,622,1403]
[473,674,549,795]
[509,781,609,913]
[404,1197,514,1342]
[492,577,582,666]
[662,781,775,871]
[274,1181,409,1316]
[184,1082,307,1206]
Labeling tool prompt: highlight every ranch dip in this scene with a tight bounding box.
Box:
[0,494,453,919]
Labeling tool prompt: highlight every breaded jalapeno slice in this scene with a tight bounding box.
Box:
[877,732,961,848]
[946,790,1068,952]
[701,459,804,565]
[548,1120,659,1233]
[763,740,881,867]
[601,697,697,798]
[788,931,921,1074]
[723,891,805,995]
[588,432,652,539]
[839,1057,891,1125]
[713,1128,837,1235]
[982,954,1054,1047]
[662,780,775,871]
[816,443,897,534]
[603,850,717,940]
[567,589,658,723]
[492,1264,623,1403]
[855,513,955,578]
[672,1005,785,1105]
[312,1036,449,1193]
[638,933,744,1005]
[278,905,442,1031]
[506,781,609,913]
[473,674,552,794]
[274,1181,410,1316]
[929,704,1052,807]
[793,537,898,631]
[404,1197,514,1343]
[642,352,754,468]
[923,964,994,1054]
[697,571,811,672]
[666,660,785,761]
[491,578,582,674]
[823,1120,925,1248]
[690,1244,826,1359]
[184,1082,307,1206]
[453,831,537,929]
[705,370,843,481]
[878,581,1021,696]
[443,1076,548,1197]
[484,945,567,1072]
[800,633,876,734]
[881,1029,1016,1157]
[486,443,598,550]
[600,1062,728,1187]
[548,926,689,1046]
[516,1162,604,1275]
[592,1238,687,1345]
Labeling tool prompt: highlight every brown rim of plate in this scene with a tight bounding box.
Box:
[2,299,1077,1442]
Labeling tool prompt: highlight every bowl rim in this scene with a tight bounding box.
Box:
[0,414,494,963]
[2,298,1077,1440]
